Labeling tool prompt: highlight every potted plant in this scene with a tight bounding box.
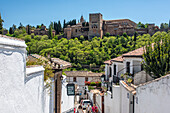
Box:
[85,81,91,85]
[120,74,124,80]
[90,82,96,86]
[127,78,132,85]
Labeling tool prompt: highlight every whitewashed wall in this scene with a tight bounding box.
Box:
[87,91,94,104]
[112,85,120,113]
[61,75,74,113]
[0,36,48,113]
[104,91,113,113]
[134,71,154,85]
[96,94,102,113]
[104,85,120,113]
[135,74,170,113]
[120,81,133,113]
[123,57,143,74]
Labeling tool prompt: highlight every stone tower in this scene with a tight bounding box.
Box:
[80,15,85,23]
[148,24,155,35]
[65,25,72,39]
[88,13,103,40]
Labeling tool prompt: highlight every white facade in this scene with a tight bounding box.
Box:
[96,94,102,113]
[120,81,134,113]
[105,57,143,83]
[61,75,74,113]
[103,85,120,113]
[135,74,170,113]
[123,57,143,74]
[0,36,50,113]
[103,81,135,113]
[104,91,113,113]
[67,76,99,91]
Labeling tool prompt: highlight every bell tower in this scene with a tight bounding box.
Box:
[88,13,103,40]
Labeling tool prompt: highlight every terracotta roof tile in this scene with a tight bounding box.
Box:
[30,54,48,61]
[65,71,102,77]
[104,55,123,64]
[111,56,123,62]
[51,58,72,69]
[29,54,71,69]
[104,60,112,64]
[89,78,101,82]
[123,47,144,57]
[121,81,136,92]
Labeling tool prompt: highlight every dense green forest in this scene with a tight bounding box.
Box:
[6,26,170,72]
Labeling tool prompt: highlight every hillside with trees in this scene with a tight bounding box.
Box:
[5,23,170,72]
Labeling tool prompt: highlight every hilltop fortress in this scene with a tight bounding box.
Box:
[64,13,157,39]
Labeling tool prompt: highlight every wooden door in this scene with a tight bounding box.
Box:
[102,96,104,113]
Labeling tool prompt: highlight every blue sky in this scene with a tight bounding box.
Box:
[0,0,170,29]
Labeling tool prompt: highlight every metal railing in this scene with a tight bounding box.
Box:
[115,64,144,83]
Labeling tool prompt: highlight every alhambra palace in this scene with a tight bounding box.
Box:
[64,13,168,39]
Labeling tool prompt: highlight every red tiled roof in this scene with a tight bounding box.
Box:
[104,47,144,64]
[111,56,123,62]
[104,19,137,25]
[122,47,144,57]
[65,71,102,77]
[121,81,136,92]
[51,58,72,69]
[28,54,72,69]
[104,60,112,64]
[104,55,123,64]
[30,54,48,61]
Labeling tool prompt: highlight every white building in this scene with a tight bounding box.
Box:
[0,35,50,113]
[104,47,154,91]
[65,71,102,91]
[102,44,170,113]
[135,74,170,113]
[61,75,75,113]
[28,54,74,113]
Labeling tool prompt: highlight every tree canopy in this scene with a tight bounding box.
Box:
[143,31,170,78]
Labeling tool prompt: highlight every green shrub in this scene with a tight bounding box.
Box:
[90,82,96,86]
[88,86,94,91]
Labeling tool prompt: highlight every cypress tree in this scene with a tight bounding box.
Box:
[63,19,66,28]
[9,27,13,34]
[48,22,53,39]
[58,20,62,33]
[12,24,16,32]
[54,22,58,34]
[26,24,31,35]
[0,13,4,34]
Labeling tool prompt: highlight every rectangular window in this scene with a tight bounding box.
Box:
[73,77,76,82]
[126,62,130,73]
[109,67,112,77]
[114,64,116,75]
[85,77,88,81]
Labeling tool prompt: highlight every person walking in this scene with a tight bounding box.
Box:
[92,104,98,113]
[77,104,84,113]
[86,104,92,113]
